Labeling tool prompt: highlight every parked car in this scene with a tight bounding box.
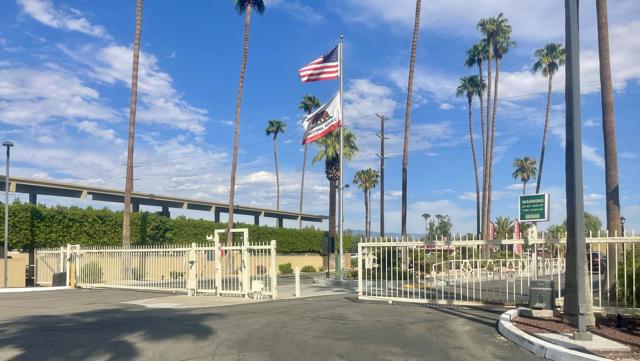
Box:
[587,252,607,274]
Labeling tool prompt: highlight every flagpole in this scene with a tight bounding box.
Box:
[338,34,344,281]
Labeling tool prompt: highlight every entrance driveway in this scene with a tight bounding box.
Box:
[0,289,537,361]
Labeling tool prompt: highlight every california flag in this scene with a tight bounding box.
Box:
[301,93,342,145]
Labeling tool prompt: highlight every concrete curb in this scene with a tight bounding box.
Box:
[0,286,71,293]
[498,308,609,361]
[312,278,357,289]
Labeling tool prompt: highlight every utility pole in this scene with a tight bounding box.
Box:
[564,0,593,339]
[3,141,13,288]
[375,113,388,238]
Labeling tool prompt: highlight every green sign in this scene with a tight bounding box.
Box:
[519,193,549,221]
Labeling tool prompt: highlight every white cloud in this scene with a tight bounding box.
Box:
[582,143,605,170]
[620,152,638,160]
[266,0,323,24]
[333,0,638,44]
[62,44,208,134]
[344,78,398,125]
[18,0,108,39]
[439,103,453,110]
[74,121,124,145]
[0,66,118,125]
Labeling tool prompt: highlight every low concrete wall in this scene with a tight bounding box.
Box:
[276,254,352,274]
[0,252,27,287]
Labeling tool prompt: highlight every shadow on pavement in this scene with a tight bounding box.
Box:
[430,306,499,329]
[0,307,221,361]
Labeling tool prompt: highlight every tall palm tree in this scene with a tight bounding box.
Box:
[227,0,265,244]
[512,157,537,195]
[401,0,422,237]
[456,75,485,237]
[298,95,321,228]
[493,216,514,240]
[533,43,565,194]
[479,13,514,239]
[313,129,358,251]
[596,0,621,236]
[464,42,488,237]
[265,119,286,210]
[353,169,380,239]
[122,0,143,248]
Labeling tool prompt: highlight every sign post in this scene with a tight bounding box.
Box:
[519,194,550,222]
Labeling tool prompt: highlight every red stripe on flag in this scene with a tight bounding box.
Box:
[302,120,341,144]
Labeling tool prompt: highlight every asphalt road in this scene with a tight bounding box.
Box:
[0,289,538,361]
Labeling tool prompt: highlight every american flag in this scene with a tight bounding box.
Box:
[298,45,339,83]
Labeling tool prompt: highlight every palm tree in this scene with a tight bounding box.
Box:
[298,95,321,228]
[479,13,514,239]
[313,129,358,252]
[265,120,286,210]
[477,16,497,239]
[493,216,514,240]
[353,169,380,239]
[456,75,485,237]
[512,157,538,195]
[122,0,143,248]
[533,43,565,193]
[422,213,430,238]
[596,0,621,236]
[401,0,422,237]
[464,42,488,237]
[227,0,265,244]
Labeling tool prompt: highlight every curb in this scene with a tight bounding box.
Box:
[312,278,357,289]
[498,308,609,361]
[0,286,71,293]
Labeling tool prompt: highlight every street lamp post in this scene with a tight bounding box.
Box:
[3,141,13,288]
[564,0,592,340]
[620,216,626,236]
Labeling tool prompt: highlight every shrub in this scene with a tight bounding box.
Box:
[256,265,267,275]
[279,263,293,274]
[169,271,184,279]
[301,265,317,273]
[79,262,102,284]
[2,201,342,254]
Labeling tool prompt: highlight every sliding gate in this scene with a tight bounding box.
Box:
[35,228,278,299]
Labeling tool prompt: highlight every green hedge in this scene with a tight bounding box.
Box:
[0,201,354,254]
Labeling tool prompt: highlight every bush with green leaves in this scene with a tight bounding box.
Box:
[279,263,293,274]
[301,265,316,273]
[0,201,352,254]
[79,262,102,284]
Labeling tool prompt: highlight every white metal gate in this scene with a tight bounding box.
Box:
[358,235,640,313]
[35,228,278,298]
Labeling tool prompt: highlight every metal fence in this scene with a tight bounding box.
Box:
[35,229,278,299]
[358,233,640,314]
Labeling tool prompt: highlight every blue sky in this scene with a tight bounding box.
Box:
[0,0,639,235]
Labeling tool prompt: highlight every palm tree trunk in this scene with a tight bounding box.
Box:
[522,181,526,195]
[228,2,253,245]
[122,0,143,249]
[298,144,308,229]
[486,57,500,238]
[401,0,421,236]
[274,137,280,210]
[468,98,481,238]
[482,41,493,240]
[536,74,554,194]
[597,0,622,300]
[364,189,369,239]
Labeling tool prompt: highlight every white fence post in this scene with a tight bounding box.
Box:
[294,266,301,297]
[213,235,222,296]
[270,240,278,300]
[357,242,363,296]
[187,242,197,296]
[242,235,250,298]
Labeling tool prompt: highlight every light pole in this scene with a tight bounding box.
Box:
[620,216,625,236]
[564,0,592,339]
[3,141,13,288]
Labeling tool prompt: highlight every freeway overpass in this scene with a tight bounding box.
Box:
[0,176,327,227]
